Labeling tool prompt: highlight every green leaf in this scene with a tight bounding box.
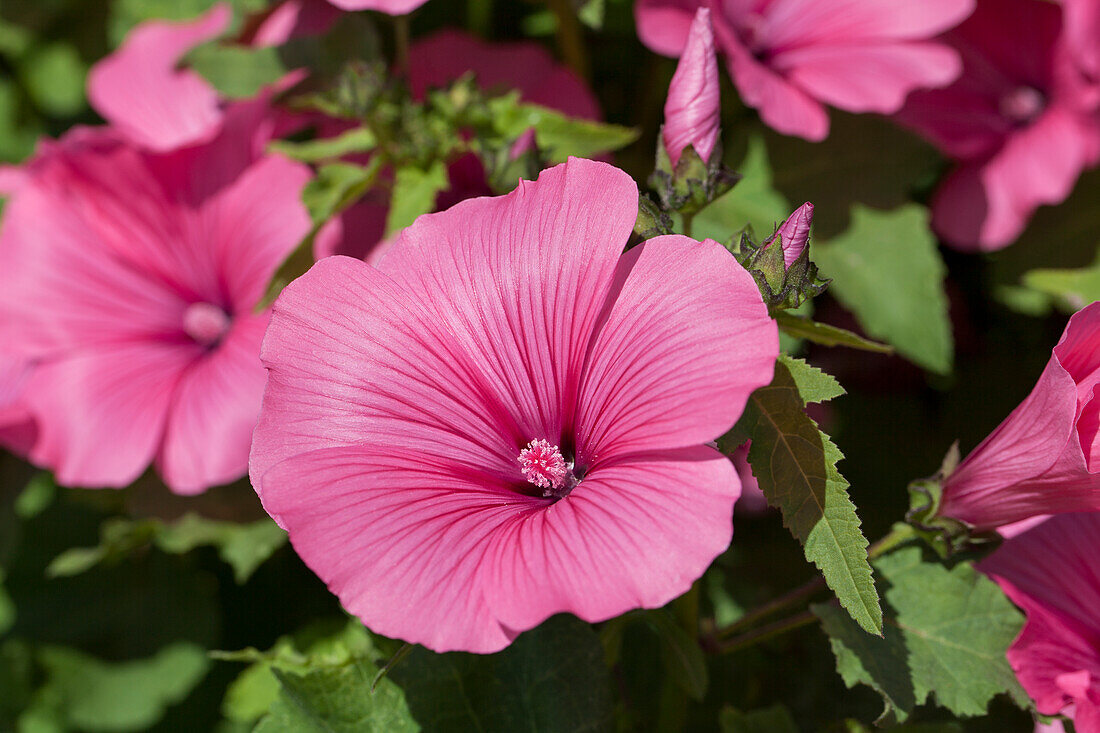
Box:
[270,127,378,163]
[108,0,267,46]
[812,602,916,723]
[772,312,893,354]
[488,95,639,162]
[0,569,13,636]
[739,360,881,635]
[877,547,1027,716]
[188,44,286,99]
[814,204,952,374]
[779,354,845,405]
[694,135,790,245]
[17,42,87,117]
[643,609,708,701]
[154,513,287,584]
[15,473,55,519]
[386,161,448,236]
[391,615,614,732]
[34,643,210,732]
[1021,250,1100,313]
[719,705,799,733]
[578,0,606,28]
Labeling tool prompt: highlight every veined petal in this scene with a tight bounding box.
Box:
[761,0,974,50]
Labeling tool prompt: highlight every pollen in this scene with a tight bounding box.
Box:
[518,439,570,494]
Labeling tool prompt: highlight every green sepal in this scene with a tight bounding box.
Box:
[649,131,740,216]
[635,194,674,240]
[737,232,830,310]
[904,444,999,558]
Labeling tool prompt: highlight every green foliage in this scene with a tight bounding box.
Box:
[737,361,881,635]
[15,474,55,519]
[487,95,640,162]
[1020,250,1100,313]
[719,705,799,733]
[386,161,449,236]
[642,609,709,700]
[814,205,953,374]
[772,311,894,355]
[270,127,378,163]
[0,569,13,636]
[108,0,269,46]
[46,513,285,584]
[815,547,1027,722]
[27,643,210,732]
[780,354,846,405]
[17,43,86,117]
[694,136,790,246]
[391,615,615,733]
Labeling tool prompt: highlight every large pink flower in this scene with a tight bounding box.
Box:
[980,512,1100,733]
[636,0,973,141]
[939,302,1100,531]
[0,113,312,494]
[314,28,602,261]
[250,158,778,653]
[897,0,1100,251]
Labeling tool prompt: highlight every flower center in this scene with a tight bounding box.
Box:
[999,86,1045,124]
[183,302,231,347]
[518,439,575,499]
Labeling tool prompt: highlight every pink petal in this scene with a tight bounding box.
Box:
[778,41,962,114]
[158,314,270,494]
[251,0,341,46]
[379,158,640,447]
[766,201,813,267]
[407,30,600,120]
[250,256,531,518]
[575,235,776,463]
[22,344,189,488]
[87,5,230,152]
[634,0,700,57]
[326,0,428,11]
[259,444,525,653]
[1063,0,1100,81]
[481,446,740,632]
[761,0,975,50]
[663,8,721,165]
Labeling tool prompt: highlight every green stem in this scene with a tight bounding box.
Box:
[467,0,492,36]
[716,610,816,655]
[714,575,825,640]
[546,0,589,81]
[868,523,918,560]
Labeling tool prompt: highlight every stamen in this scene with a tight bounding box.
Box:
[183,302,231,347]
[999,86,1045,124]
[518,439,570,495]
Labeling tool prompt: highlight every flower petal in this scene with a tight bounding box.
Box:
[158,314,269,494]
[87,5,230,152]
[481,446,740,632]
[761,0,974,49]
[575,235,776,463]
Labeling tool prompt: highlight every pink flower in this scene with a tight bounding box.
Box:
[636,0,973,141]
[326,0,427,12]
[765,201,813,268]
[250,158,779,653]
[0,114,312,494]
[896,0,1100,251]
[88,4,231,152]
[0,353,36,457]
[1061,0,1100,86]
[980,512,1100,733]
[662,8,720,166]
[939,302,1100,531]
[315,29,602,261]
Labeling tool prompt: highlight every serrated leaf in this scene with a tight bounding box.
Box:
[488,96,639,161]
[390,615,614,733]
[772,312,893,354]
[34,643,210,732]
[643,609,708,701]
[740,361,881,634]
[386,162,448,236]
[1021,249,1100,313]
[814,205,952,374]
[270,127,378,163]
[876,547,1027,717]
[812,602,916,723]
[719,705,799,733]
[779,354,845,405]
[694,135,790,245]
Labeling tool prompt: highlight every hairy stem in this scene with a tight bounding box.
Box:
[716,610,816,655]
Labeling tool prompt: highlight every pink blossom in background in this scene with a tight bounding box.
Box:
[938,302,1100,531]
[0,114,312,494]
[0,354,36,457]
[325,0,427,12]
[1060,0,1100,86]
[314,29,602,261]
[251,158,779,653]
[896,0,1100,251]
[636,0,973,141]
[732,444,769,515]
[980,512,1100,733]
[765,201,813,268]
[662,8,720,166]
[88,4,231,152]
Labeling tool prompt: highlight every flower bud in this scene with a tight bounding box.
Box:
[765,202,814,268]
[662,8,720,168]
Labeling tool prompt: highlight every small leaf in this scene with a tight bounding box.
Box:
[154,513,287,584]
[270,128,378,163]
[1021,250,1100,313]
[773,311,893,354]
[15,472,55,519]
[740,361,882,634]
[385,162,448,236]
[719,705,799,733]
[34,643,210,732]
[643,609,708,701]
[779,354,845,405]
[814,204,952,374]
[488,95,639,162]
[17,42,87,117]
